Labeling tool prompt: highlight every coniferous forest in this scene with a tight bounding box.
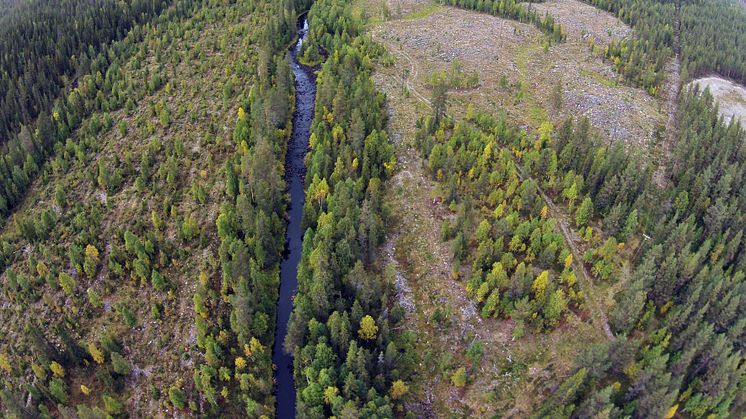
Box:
[580,0,746,92]
[0,0,178,223]
[1,0,745,417]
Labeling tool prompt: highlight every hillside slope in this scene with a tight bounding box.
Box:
[0,0,296,415]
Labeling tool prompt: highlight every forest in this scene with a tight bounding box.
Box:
[534,79,746,419]
[581,0,746,92]
[0,0,745,416]
[283,0,413,416]
[411,0,745,413]
[581,0,675,93]
[417,71,744,417]
[0,0,180,225]
[194,0,302,415]
[0,0,173,142]
[679,0,746,83]
[416,114,583,336]
[0,0,312,416]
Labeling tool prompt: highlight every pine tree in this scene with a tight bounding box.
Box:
[59,272,76,296]
[450,367,467,387]
[110,352,131,376]
[575,196,593,228]
[358,315,378,341]
[169,386,186,409]
[151,270,167,291]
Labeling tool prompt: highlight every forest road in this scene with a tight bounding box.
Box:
[654,0,682,187]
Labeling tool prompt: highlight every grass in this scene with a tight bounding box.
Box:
[581,68,619,87]
[515,43,551,126]
[404,2,442,20]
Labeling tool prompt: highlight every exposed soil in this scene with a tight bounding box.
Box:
[653,0,681,187]
[652,57,682,186]
[365,0,436,18]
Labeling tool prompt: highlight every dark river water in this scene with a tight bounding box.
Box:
[272,15,315,419]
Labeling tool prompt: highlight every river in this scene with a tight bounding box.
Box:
[272,15,315,419]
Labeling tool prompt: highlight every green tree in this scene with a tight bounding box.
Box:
[87,288,103,308]
[117,120,127,136]
[169,386,186,409]
[49,378,68,403]
[358,315,378,341]
[110,352,131,376]
[622,209,638,240]
[225,161,238,198]
[116,303,137,328]
[563,181,578,209]
[544,289,568,327]
[59,272,76,296]
[466,341,484,368]
[54,184,66,208]
[431,74,448,124]
[451,367,467,387]
[575,196,593,228]
[151,270,167,291]
[103,395,124,415]
[159,107,171,127]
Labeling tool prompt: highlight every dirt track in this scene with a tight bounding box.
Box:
[653,57,681,187]
[515,166,615,340]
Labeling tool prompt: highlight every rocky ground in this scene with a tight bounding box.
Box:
[367,1,664,149]
[526,0,631,44]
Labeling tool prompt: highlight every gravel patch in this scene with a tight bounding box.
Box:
[689,76,746,125]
